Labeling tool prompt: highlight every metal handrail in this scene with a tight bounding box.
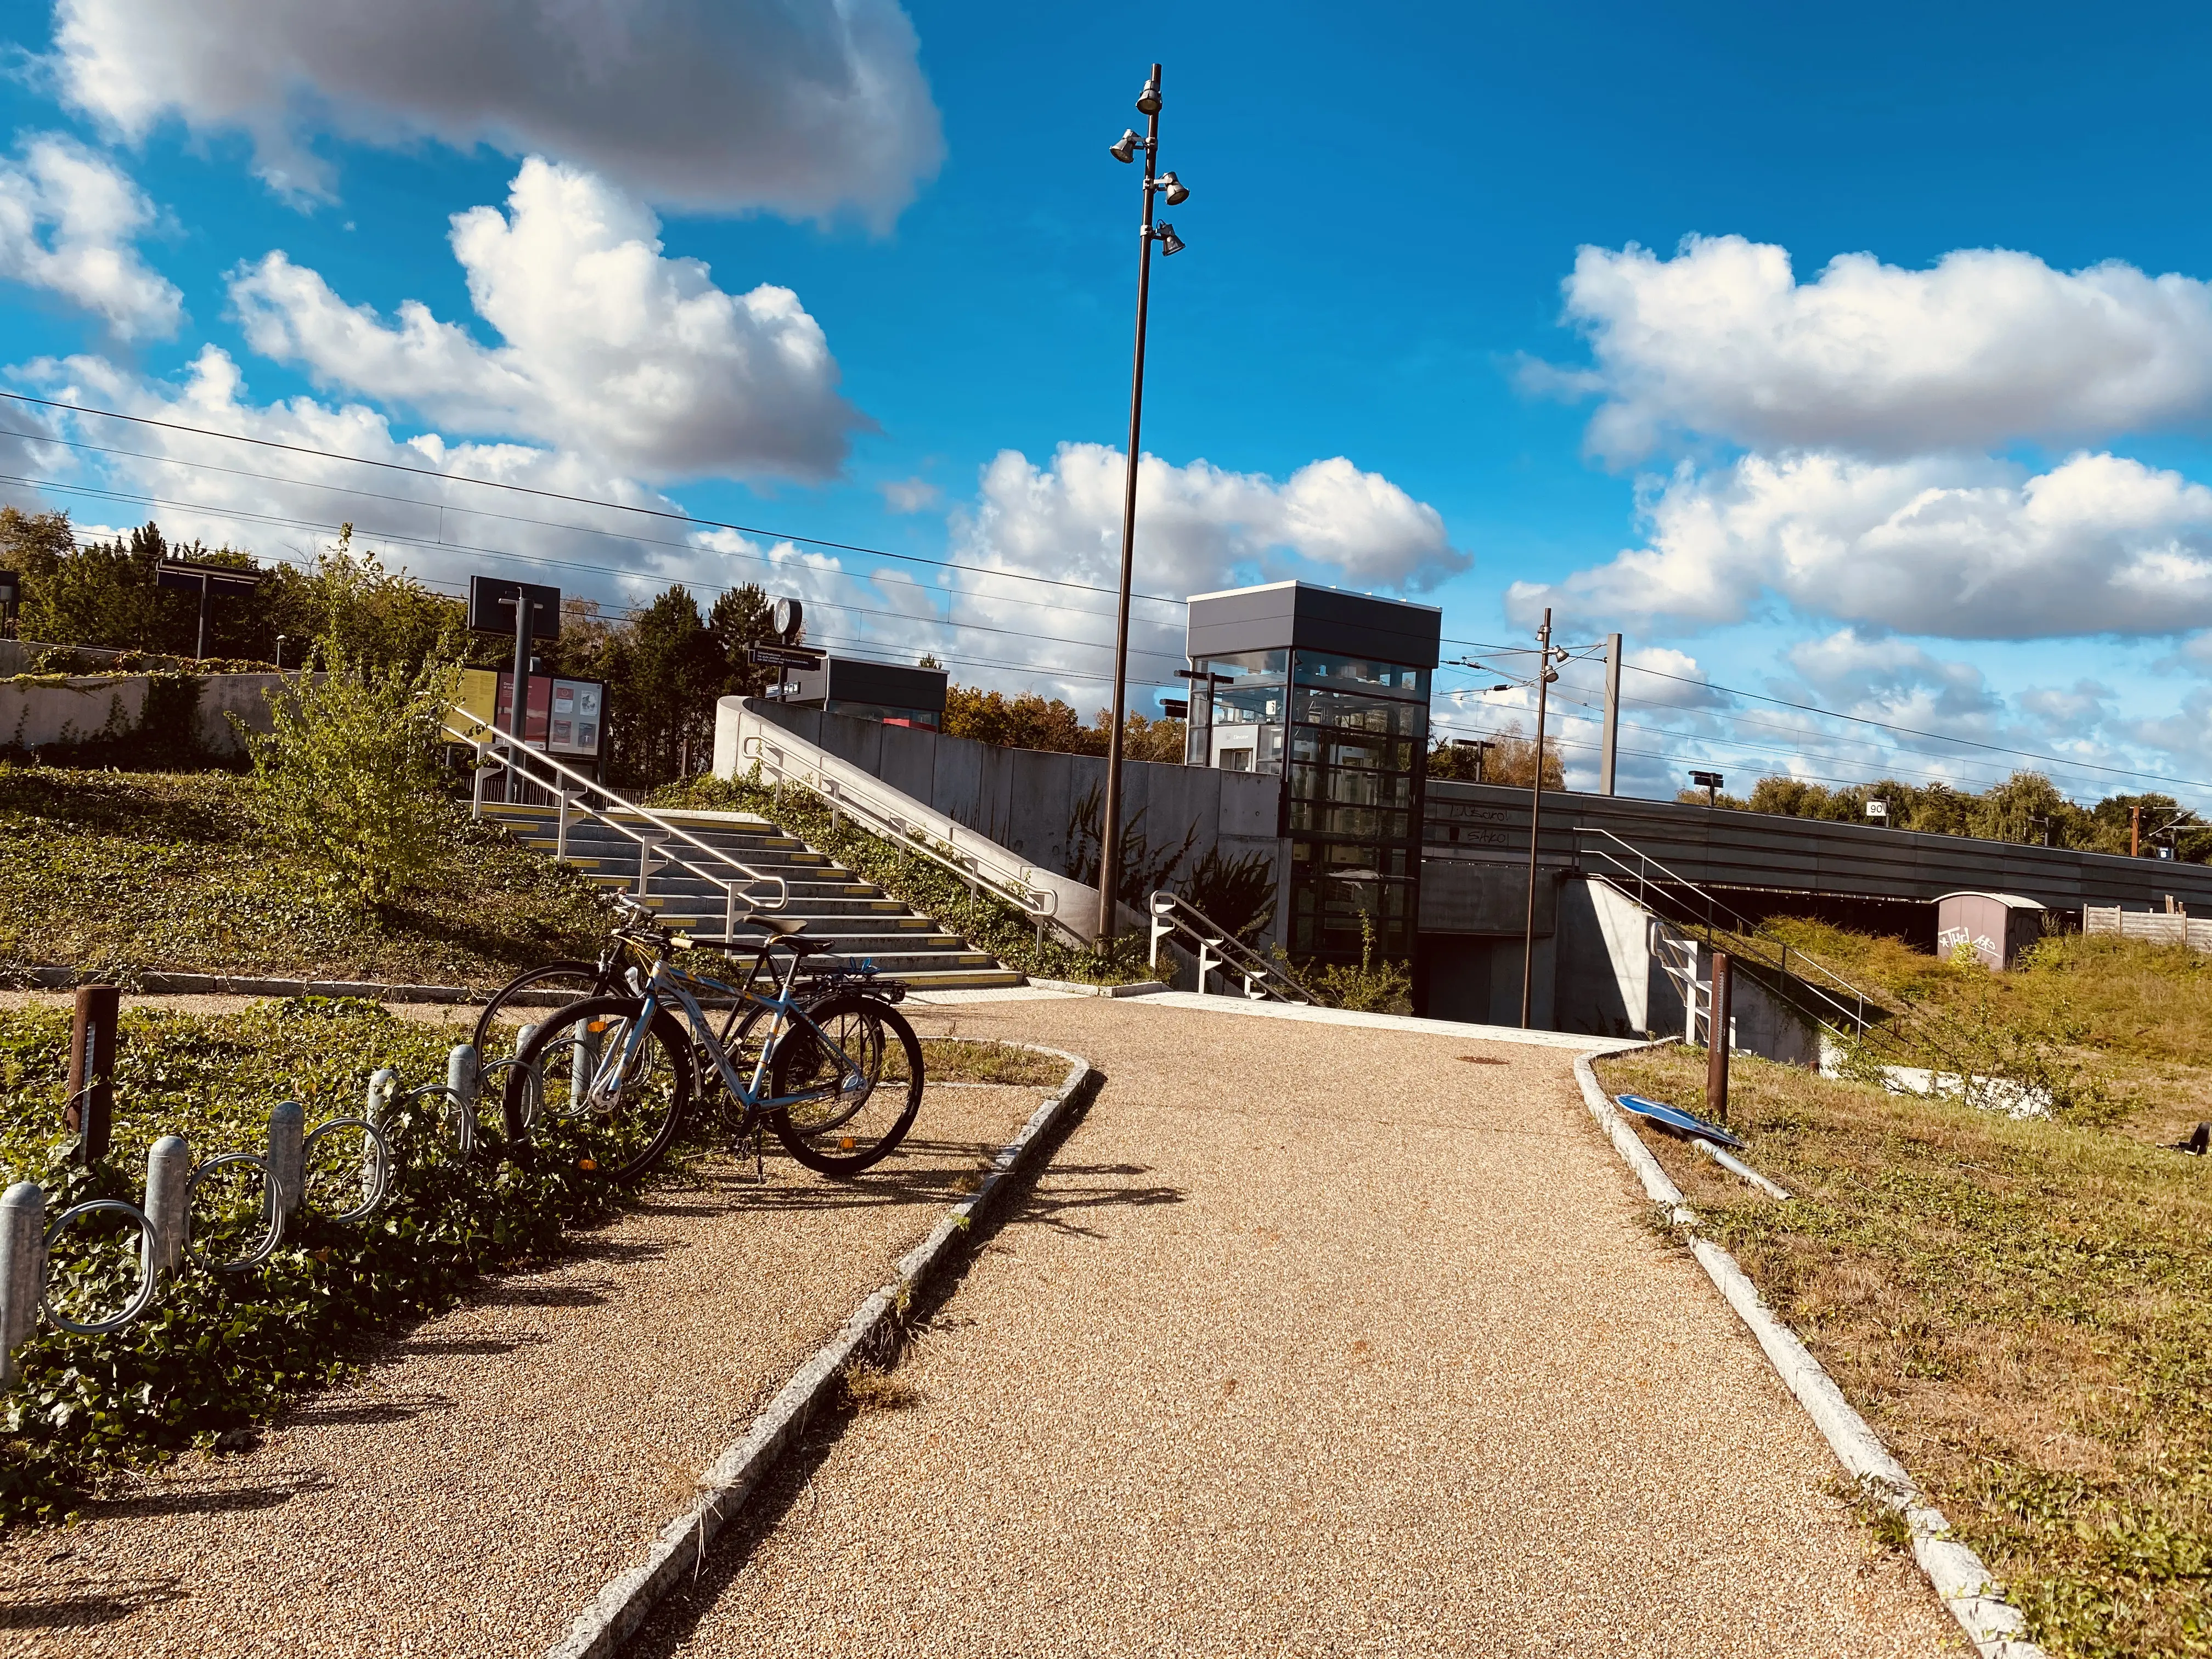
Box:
[741,728,1088,949]
[1147,891,1311,1004]
[1576,827,1892,1040]
[444,715,788,932]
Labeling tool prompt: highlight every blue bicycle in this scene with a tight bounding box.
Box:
[501,898,924,1181]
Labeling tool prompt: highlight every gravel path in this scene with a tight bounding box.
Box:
[0,1082,1048,1657]
[635,996,1963,1658]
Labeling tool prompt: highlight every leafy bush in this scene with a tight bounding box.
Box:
[236,641,461,909]
[0,998,630,1525]
[1298,915,1413,1014]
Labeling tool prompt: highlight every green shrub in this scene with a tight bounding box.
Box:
[236,642,461,910]
[1298,915,1413,1014]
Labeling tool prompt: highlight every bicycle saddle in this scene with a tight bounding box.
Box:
[690,915,833,953]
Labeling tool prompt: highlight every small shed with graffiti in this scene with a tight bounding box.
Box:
[1935,891,2047,970]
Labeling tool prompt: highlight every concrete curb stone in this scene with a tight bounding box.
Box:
[7,963,480,1002]
[1573,1043,2047,1659]
[1023,977,1169,997]
[543,1043,1100,1659]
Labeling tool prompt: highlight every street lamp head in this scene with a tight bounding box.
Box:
[1156,222,1186,255]
[1109,129,1141,163]
[1136,77,1162,115]
[1159,171,1189,205]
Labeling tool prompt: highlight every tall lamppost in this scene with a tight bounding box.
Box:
[1096,61,1192,944]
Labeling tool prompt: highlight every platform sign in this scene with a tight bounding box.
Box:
[466,576,562,639]
[748,643,824,671]
[454,668,605,756]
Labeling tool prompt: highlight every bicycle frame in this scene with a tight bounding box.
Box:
[586,943,868,1127]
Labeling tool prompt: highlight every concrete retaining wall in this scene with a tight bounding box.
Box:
[0,672,282,758]
[717,697,1288,940]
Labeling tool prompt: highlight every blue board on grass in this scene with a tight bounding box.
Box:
[1614,1093,1746,1150]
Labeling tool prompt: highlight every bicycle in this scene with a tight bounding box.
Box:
[499,897,924,1183]
[469,900,897,1060]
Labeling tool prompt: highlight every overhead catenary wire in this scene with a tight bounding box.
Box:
[14,390,2204,791]
[0,390,1197,609]
[0,422,1193,640]
[14,471,1193,668]
[1438,653,2212,797]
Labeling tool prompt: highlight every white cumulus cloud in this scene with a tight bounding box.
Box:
[228,157,862,482]
[1543,234,2212,462]
[954,442,1468,597]
[0,132,179,338]
[50,0,944,224]
[1510,448,2212,640]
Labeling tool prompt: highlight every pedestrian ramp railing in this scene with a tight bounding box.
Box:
[443,710,787,931]
[1577,825,1897,1043]
[736,709,1096,950]
[1146,891,1311,1003]
[1,1039,544,1388]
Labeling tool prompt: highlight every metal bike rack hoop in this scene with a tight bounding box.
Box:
[40,1198,159,1335]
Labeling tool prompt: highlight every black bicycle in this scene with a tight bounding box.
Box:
[494,896,922,1180]
[470,899,900,1060]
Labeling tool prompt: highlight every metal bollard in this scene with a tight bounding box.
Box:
[365,1067,400,1192]
[266,1101,306,1221]
[144,1136,191,1277]
[448,1046,478,1150]
[0,1182,47,1388]
[66,985,120,1164]
[445,1047,478,1114]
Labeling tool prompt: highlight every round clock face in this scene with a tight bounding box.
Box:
[772,597,802,641]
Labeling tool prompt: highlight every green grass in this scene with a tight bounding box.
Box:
[0,764,610,987]
[0,997,629,1526]
[1599,1013,2212,1658]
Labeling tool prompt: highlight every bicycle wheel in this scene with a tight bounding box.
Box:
[507,996,693,1182]
[471,959,613,1058]
[769,994,923,1177]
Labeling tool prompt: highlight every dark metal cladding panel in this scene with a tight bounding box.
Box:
[1185,584,1301,660]
[1289,584,1442,668]
[1186,582,1442,668]
[1422,780,2212,912]
[823,658,949,715]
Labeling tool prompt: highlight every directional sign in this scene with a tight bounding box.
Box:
[467,575,562,638]
[155,558,265,594]
[748,643,824,671]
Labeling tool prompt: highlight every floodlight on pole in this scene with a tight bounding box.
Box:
[1096,60,1198,946]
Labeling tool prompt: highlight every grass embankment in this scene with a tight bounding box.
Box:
[0,997,627,1526]
[651,773,1150,985]
[0,765,608,987]
[1599,928,2212,1658]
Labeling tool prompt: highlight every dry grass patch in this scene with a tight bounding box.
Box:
[1596,1042,2212,1658]
[917,1039,1065,1087]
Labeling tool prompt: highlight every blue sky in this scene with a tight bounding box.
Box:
[6,0,2212,805]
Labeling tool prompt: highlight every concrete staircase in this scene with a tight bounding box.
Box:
[481,802,1025,991]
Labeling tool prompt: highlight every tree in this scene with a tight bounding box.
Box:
[708,584,781,698]
[598,586,726,784]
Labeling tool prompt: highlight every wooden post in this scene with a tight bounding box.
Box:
[65,985,119,1163]
[1706,952,1733,1123]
